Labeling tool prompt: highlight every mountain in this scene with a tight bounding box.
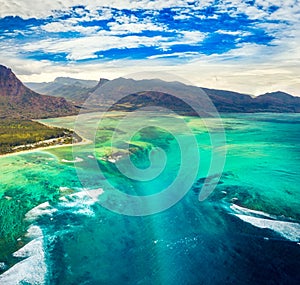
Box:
[23,74,300,114]
[202,88,254,112]
[252,91,300,112]
[25,77,100,102]
[83,77,300,114]
[0,65,78,119]
[205,89,300,112]
[85,78,214,115]
[109,91,197,116]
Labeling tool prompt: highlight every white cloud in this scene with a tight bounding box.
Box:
[172,7,193,20]
[1,0,300,97]
[0,0,77,19]
[193,0,215,10]
[148,51,199,60]
[77,7,113,22]
[2,41,300,97]
[267,1,300,22]
[180,31,207,43]
[18,33,165,61]
[1,0,299,26]
[108,21,166,34]
[217,0,300,22]
[159,30,206,51]
[0,0,198,19]
[216,30,252,37]
[175,40,300,96]
[3,24,205,61]
[173,14,191,20]
[0,52,53,76]
[115,14,139,25]
[41,22,99,35]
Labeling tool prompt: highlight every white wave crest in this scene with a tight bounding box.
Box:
[0,188,105,284]
[230,204,274,219]
[25,202,57,222]
[230,204,300,242]
[58,188,104,217]
[0,228,46,285]
[61,157,83,163]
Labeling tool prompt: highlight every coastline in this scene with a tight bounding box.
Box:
[0,136,92,159]
[0,116,93,159]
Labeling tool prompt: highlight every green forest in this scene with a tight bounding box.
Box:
[0,119,75,154]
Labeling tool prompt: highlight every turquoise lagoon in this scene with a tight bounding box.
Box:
[0,112,300,284]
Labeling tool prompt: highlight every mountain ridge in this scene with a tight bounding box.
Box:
[25,77,100,102]
[7,67,300,114]
[88,77,300,113]
[26,76,299,99]
[0,65,78,119]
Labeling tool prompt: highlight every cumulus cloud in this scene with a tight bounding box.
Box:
[216,30,252,37]
[0,0,300,96]
[19,33,165,61]
[108,21,166,35]
[2,40,300,97]
[159,31,207,51]
[41,22,99,35]
[148,51,199,60]
[222,0,300,22]
[0,0,198,19]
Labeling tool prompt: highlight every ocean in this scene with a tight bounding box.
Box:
[0,112,299,284]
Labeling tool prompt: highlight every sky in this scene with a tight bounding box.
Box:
[0,0,300,96]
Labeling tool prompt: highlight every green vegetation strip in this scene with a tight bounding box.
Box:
[0,119,77,155]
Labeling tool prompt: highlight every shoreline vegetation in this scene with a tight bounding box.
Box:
[0,119,90,157]
[0,119,92,267]
[0,115,156,268]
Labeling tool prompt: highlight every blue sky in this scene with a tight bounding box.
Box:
[0,0,299,95]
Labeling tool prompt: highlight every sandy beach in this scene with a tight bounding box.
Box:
[0,137,92,159]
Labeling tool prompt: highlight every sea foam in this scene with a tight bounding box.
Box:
[61,157,83,163]
[235,214,300,242]
[230,204,274,219]
[0,188,105,283]
[0,227,46,285]
[25,201,57,222]
[58,188,104,217]
[230,204,300,242]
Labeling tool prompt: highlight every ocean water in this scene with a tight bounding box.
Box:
[0,113,300,284]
